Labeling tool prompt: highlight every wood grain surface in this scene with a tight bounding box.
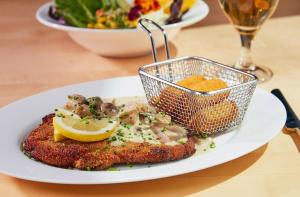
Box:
[1,0,300,196]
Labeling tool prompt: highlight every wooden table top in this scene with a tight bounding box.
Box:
[1,0,300,196]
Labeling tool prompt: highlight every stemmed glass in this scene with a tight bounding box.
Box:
[219,0,279,83]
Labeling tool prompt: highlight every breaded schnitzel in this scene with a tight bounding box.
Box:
[23,114,196,170]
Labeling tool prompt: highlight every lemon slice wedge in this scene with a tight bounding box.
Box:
[54,129,66,142]
[53,108,118,142]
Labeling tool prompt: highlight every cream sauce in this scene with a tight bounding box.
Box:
[195,137,215,154]
[109,124,188,147]
[107,96,189,146]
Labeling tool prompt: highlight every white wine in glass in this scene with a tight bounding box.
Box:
[219,0,279,83]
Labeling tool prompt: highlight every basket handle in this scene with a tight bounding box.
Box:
[138,18,170,62]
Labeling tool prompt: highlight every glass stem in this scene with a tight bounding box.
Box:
[235,34,255,71]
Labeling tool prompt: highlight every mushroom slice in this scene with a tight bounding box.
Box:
[166,125,186,136]
[150,125,171,143]
[74,104,91,118]
[154,112,171,125]
[87,97,103,109]
[67,94,87,105]
[101,102,119,117]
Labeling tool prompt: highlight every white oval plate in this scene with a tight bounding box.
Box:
[0,76,286,184]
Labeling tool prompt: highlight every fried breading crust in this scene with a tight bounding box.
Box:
[23,114,196,170]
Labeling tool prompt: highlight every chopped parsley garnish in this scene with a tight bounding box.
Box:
[178,140,185,145]
[80,117,89,122]
[126,164,134,168]
[89,104,97,115]
[108,120,113,123]
[117,132,124,137]
[56,113,65,118]
[119,138,126,142]
[85,167,91,171]
[158,111,166,117]
[106,167,119,171]
[161,127,167,132]
[116,129,124,137]
[210,142,216,149]
[109,136,117,142]
[122,123,131,129]
[200,133,208,139]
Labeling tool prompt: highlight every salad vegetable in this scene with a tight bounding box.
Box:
[49,0,196,29]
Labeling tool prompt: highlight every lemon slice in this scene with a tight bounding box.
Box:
[53,108,118,142]
[54,129,66,142]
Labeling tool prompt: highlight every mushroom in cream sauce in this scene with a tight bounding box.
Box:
[63,94,189,147]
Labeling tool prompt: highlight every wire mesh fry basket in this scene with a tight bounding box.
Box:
[138,19,257,135]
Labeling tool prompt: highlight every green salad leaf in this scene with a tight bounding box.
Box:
[54,0,102,27]
[101,0,130,12]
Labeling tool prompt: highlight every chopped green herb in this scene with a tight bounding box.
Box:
[161,127,167,132]
[148,137,153,140]
[159,111,166,117]
[54,109,58,112]
[80,117,89,122]
[109,136,117,142]
[108,120,113,123]
[89,104,97,115]
[116,129,124,137]
[210,142,216,149]
[56,113,65,118]
[126,164,134,168]
[200,133,208,139]
[117,132,124,137]
[106,167,119,171]
[85,167,91,171]
[203,149,207,152]
[122,123,131,129]
[119,138,126,142]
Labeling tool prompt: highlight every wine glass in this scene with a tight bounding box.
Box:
[219,0,279,83]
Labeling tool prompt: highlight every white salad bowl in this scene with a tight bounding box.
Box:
[36,1,209,57]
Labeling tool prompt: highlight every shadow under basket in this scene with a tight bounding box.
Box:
[138,56,257,135]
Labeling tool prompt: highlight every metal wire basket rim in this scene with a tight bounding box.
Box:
[139,69,256,96]
[139,56,256,80]
[139,56,258,96]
